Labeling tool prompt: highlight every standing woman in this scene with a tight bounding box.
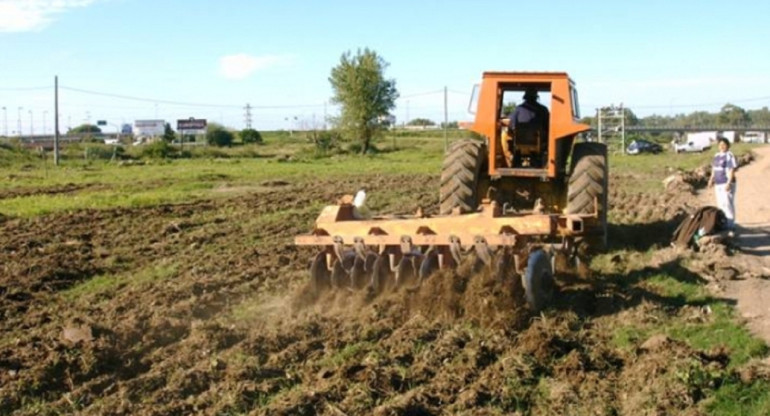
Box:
[707,137,737,233]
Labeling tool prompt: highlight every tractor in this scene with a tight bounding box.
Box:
[295,71,608,311]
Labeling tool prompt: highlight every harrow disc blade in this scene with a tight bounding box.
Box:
[370,254,391,295]
[395,257,418,288]
[351,253,378,290]
[523,249,555,312]
[310,252,331,296]
[418,252,439,282]
[493,251,511,282]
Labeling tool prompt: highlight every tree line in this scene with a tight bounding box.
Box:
[582,104,770,129]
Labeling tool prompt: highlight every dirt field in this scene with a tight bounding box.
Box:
[1,146,770,415]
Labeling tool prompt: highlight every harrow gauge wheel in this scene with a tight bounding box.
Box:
[523,250,555,312]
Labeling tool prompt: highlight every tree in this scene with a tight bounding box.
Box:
[240,128,263,144]
[205,123,234,147]
[502,101,516,116]
[329,48,398,154]
[718,103,749,126]
[69,124,101,134]
[407,118,435,126]
[162,123,176,142]
[623,108,640,126]
[748,107,770,126]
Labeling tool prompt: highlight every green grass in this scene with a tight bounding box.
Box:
[612,274,767,365]
[320,341,373,368]
[606,272,770,414]
[705,379,770,415]
[63,262,178,302]
[0,138,446,217]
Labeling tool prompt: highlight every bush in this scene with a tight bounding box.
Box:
[240,128,263,144]
[140,140,175,159]
[206,124,234,147]
[310,130,341,152]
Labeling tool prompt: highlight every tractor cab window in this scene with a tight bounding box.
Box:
[499,85,552,169]
[570,84,581,119]
[500,90,552,118]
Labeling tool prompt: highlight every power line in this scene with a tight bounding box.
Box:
[398,89,444,99]
[59,85,327,110]
[0,85,52,91]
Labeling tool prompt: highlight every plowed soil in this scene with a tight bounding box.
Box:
[0,165,767,415]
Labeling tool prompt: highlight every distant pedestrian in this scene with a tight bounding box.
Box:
[707,137,737,233]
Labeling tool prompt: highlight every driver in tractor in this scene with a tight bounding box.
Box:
[506,87,550,168]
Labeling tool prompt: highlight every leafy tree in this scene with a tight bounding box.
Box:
[718,103,750,126]
[748,107,770,126]
[407,118,435,126]
[240,128,263,144]
[682,111,717,127]
[329,48,398,154]
[205,123,234,147]
[502,101,516,116]
[69,124,101,134]
[162,123,176,142]
[623,108,639,126]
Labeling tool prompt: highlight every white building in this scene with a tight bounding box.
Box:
[133,119,165,142]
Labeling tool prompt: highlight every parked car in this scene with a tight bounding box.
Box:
[627,139,663,155]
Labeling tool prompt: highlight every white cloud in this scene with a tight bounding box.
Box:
[0,0,100,32]
[218,54,291,80]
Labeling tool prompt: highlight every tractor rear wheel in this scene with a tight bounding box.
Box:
[567,142,608,251]
[440,140,487,215]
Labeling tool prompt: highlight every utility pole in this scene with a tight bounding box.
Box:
[28,110,33,136]
[443,86,448,152]
[43,110,48,135]
[597,103,625,153]
[1,106,7,137]
[54,75,60,165]
[244,103,252,129]
[17,107,23,137]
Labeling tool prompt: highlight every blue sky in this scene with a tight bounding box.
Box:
[1,0,769,134]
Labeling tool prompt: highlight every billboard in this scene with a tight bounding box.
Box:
[177,118,207,131]
[134,119,165,137]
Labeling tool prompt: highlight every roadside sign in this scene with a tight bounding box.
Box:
[97,120,107,126]
[177,118,207,131]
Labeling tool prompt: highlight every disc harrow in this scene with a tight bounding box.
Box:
[296,197,599,311]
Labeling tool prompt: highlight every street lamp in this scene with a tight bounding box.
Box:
[17,107,23,137]
[28,110,34,136]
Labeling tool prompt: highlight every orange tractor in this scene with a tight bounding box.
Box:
[295,72,607,310]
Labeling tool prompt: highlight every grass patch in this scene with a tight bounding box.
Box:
[320,341,373,368]
[705,379,770,415]
[63,262,178,301]
[613,273,767,363]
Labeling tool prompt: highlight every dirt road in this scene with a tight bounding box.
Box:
[702,144,770,343]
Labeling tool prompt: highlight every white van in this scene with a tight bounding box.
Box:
[674,132,714,153]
